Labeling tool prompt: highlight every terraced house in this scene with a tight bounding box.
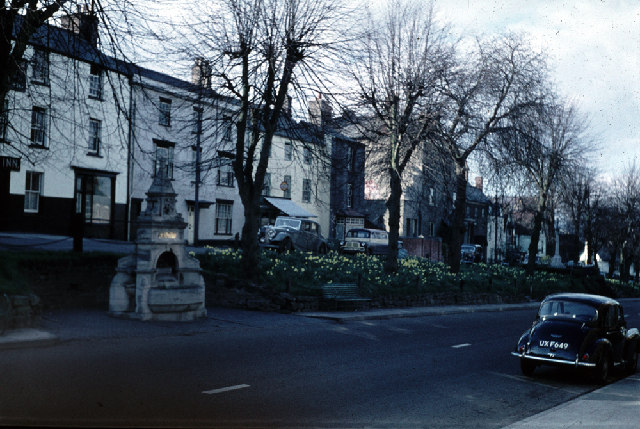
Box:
[0,9,363,245]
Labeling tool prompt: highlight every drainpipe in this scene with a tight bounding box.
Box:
[126,76,135,241]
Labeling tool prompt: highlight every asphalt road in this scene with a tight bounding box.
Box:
[2,302,640,428]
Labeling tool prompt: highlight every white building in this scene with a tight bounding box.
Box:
[1,11,338,244]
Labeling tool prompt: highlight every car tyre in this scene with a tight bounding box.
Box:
[279,238,293,253]
[318,243,328,255]
[520,359,536,377]
[595,352,611,384]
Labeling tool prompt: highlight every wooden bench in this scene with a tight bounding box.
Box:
[321,283,371,310]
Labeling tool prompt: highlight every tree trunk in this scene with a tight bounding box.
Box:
[526,193,547,276]
[608,245,618,278]
[448,161,468,273]
[239,186,261,283]
[384,168,402,273]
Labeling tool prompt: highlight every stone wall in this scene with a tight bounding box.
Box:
[3,294,42,329]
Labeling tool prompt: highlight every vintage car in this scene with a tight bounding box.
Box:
[258,216,328,253]
[340,228,389,255]
[461,244,482,263]
[512,293,639,383]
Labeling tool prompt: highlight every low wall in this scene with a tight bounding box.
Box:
[3,294,42,330]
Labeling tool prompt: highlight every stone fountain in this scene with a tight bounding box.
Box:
[109,169,206,321]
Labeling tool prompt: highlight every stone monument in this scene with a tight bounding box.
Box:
[550,228,564,268]
[109,168,206,321]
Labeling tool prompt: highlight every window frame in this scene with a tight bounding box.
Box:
[0,100,8,142]
[215,201,233,235]
[158,97,172,127]
[88,118,102,155]
[284,141,292,161]
[153,140,175,179]
[88,64,104,100]
[283,174,291,199]
[31,48,49,85]
[262,172,271,196]
[302,178,311,203]
[24,171,43,213]
[30,106,47,147]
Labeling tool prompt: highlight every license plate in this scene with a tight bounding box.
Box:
[539,340,569,350]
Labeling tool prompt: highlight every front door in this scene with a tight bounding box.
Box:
[0,171,10,227]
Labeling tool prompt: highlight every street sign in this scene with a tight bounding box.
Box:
[0,156,20,171]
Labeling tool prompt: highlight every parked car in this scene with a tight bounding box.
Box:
[258,217,328,253]
[340,228,388,255]
[461,244,482,263]
[512,293,639,383]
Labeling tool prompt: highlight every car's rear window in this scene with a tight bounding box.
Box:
[347,230,370,238]
[539,300,598,321]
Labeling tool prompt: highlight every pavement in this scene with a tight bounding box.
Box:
[1,232,639,427]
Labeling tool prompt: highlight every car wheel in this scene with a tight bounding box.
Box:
[595,352,611,384]
[520,359,536,377]
[279,238,293,253]
[318,243,328,255]
[366,247,372,256]
[626,343,638,375]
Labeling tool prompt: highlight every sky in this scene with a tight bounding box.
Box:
[433,0,640,180]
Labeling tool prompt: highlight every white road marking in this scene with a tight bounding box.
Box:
[202,384,250,395]
[452,343,471,349]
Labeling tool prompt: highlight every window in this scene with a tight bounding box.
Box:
[215,201,233,235]
[346,183,353,208]
[154,141,174,179]
[347,145,355,171]
[429,222,435,237]
[284,141,292,160]
[31,49,49,84]
[11,60,26,91]
[283,175,291,199]
[75,173,113,224]
[30,106,47,147]
[89,64,103,99]
[192,107,203,134]
[429,188,435,206]
[159,97,171,126]
[217,162,235,187]
[24,171,43,213]
[262,173,271,196]
[221,115,233,142]
[302,179,311,203]
[88,118,101,155]
[406,218,418,237]
[0,100,7,142]
[304,147,312,165]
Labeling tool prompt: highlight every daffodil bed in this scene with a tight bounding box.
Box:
[197,249,626,301]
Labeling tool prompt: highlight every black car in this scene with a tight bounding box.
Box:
[512,293,639,383]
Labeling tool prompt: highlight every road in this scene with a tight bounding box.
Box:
[1,301,640,428]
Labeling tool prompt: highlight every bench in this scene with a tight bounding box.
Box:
[321,283,371,310]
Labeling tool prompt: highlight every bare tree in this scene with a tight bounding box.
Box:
[559,167,597,263]
[434,33,548,273]
[494,98,593,275]
[175,0,350,281]
[610,162,640,282]
[346,0,452,273]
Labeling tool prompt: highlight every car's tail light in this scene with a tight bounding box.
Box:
[581,353,589,361]
[519,344,525,353]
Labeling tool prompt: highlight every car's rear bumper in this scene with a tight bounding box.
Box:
[511,352,596,368]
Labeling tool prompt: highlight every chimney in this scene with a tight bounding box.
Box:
[475,176,483,191]
[308,93,332,127]
[61,4,99,47]
[192,58,212,89]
